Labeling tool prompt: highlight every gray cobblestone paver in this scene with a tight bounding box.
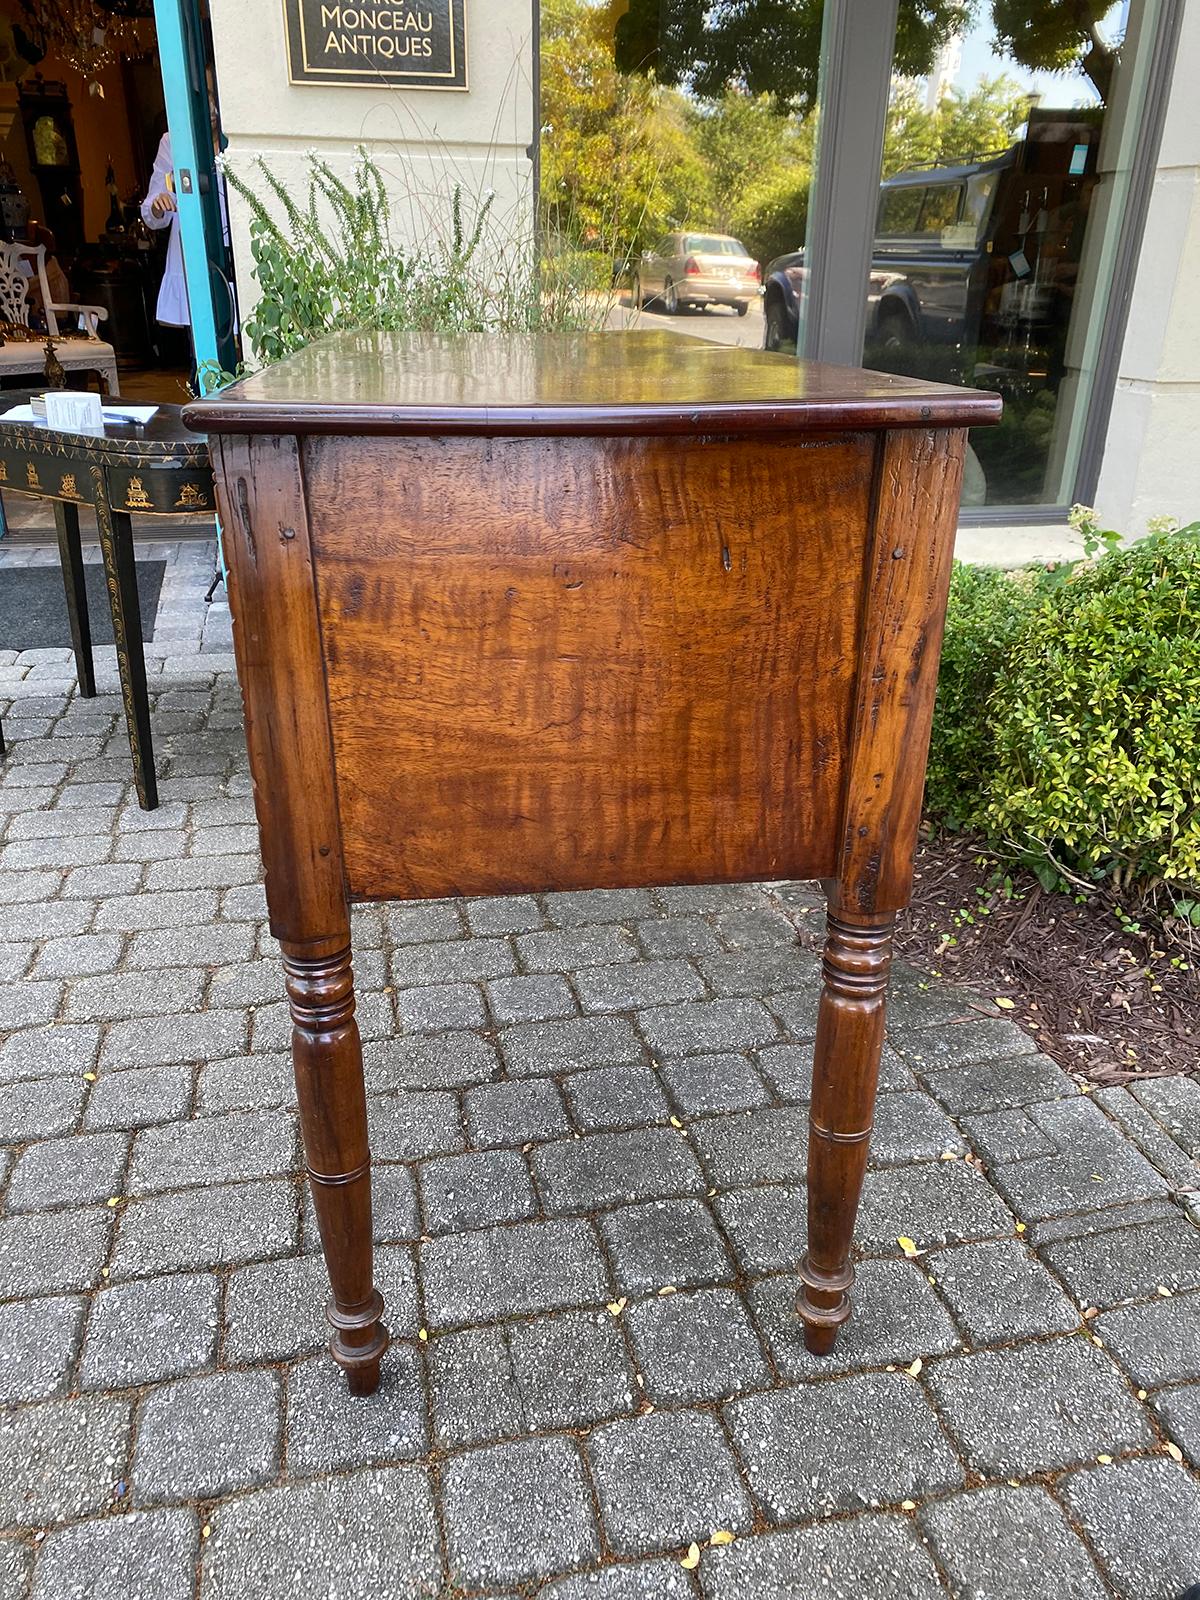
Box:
[443,1436,600,1586]
[926,1339,1155,1476]
[0,1295,83,1403]
[587,1410,753,1556]
[286,1346,427,1475]
[726,1373,964,1521]
[0,574,1192,1593]
[80,1273,221,1390]
[202,1469,442,1599]
[30,1507,199,1600]
[626,1287,771,1402]
[1094,1292,1200,1388]
[1059,1458,1200,1600]
[919,1486,1108,1600]
[133,1370,281,1503]
[0,1395,130,1526]
[701,1516,947,1600]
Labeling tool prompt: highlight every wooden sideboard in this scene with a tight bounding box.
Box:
[185,331,1000,1395]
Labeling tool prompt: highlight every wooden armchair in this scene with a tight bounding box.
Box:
[0,242,119,395]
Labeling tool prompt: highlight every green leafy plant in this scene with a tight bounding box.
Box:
[220,147,613,368]
[927,517,1200,922]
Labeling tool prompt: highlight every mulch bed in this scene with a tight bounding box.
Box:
[892,831,1199,1087]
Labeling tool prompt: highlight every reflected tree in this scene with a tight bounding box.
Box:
[613,0,1121,108]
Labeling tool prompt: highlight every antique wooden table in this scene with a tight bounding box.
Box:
[0,395,215,807]
[185,331,999,1395]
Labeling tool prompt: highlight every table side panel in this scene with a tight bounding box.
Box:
[304,430,876,901]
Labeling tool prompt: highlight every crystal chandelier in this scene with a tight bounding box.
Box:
[19,0,150,79]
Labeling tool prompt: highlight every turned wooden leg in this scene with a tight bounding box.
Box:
[284,943,388,1395]
[797,894,895,1354]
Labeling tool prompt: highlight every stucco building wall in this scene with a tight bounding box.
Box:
[207,0,535,330]
[1095,0,1200,533]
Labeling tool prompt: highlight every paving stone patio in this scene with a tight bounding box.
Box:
[1,537,1200,1599]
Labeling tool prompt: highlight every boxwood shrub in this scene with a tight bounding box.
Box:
[927,520,1200,906]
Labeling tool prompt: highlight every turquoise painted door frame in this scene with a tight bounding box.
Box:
[152,0,237,381]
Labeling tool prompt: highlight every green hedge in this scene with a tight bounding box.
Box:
[927,520,1200,907]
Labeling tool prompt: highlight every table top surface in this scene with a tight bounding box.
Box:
[184,330,1002,438]
[0,391,208,465]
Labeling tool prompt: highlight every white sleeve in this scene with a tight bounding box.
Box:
[141,133,174,231]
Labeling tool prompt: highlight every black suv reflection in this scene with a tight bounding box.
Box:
[761,110,1098,386]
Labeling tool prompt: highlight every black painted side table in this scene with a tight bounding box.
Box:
[0,394,214,808]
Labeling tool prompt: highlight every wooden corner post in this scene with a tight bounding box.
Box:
[213,434,388,1395]
[798,427,966,1353]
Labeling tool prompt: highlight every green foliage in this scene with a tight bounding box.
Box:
[543,0,1036,271]
[927,522,1200,907]
[221,148,609,367]
[728,166,811,265]
[924,562,1040,824]
[687,91,809,234]
[615,0,1117,109]
[883,76,1032,177]
[540,0,712,258]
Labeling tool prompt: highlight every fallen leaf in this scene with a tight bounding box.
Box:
[1157,1286,1172,1297]
[906,1359,923,1377]
[1096,1454,1113,1465]
[83,1072,97,1082]
[897,1236,920,1258]
[658,1285,677,1297]
[201,1525,211,1539]
[1137,1389,1148,1400]
[900,1500,917,1511]
[670,1117,683,1129]
[994,997,1015,1010]
[680,1543,701,1570]
[417,1328,428,1343]
[1165,1442,1184,1463]
[709,1530,735,1547]
[606,1298,628,1317]
[1014,1221,1027,1234]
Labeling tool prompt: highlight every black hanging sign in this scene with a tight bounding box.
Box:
[284,0,467,90]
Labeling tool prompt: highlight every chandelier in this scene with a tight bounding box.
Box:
[19,0,150,79]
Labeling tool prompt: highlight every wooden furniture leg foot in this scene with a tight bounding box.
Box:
[284,944,388,1395]
[798,897,895,1354]
[53,499,95,697]
[91,479,157,808]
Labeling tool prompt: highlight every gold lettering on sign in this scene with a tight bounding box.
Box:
[287,0,461,80]
[125,476,153,510]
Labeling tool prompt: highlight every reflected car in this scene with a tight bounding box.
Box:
[633,232,761,316]
[761,149,1019,353]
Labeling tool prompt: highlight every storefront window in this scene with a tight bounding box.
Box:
[538,1,1168,515]
[861,1,1167,511]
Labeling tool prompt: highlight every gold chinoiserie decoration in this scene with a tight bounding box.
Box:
[25,461,40,490]
[175,482,208,509]
[124,476,153,510]
[0,459,8,482]
[60,472,80,500]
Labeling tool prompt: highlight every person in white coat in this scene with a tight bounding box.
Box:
[140,130,188,327]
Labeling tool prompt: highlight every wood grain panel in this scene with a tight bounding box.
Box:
[837,426,967,914]
[304,431,875,901]
[213,434,351,952]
